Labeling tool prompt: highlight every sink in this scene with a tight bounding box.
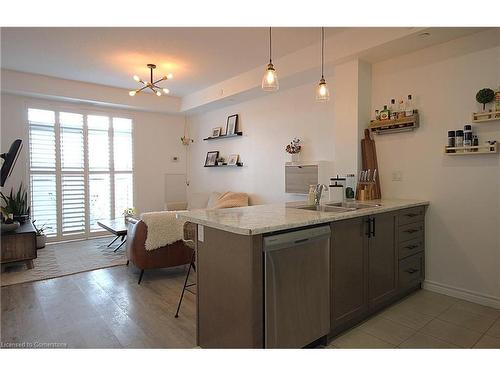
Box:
[296,205,355,213]
[325,202,382,210]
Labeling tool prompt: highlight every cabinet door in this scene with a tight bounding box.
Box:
[330,218,368,329]
[368,212,397,309]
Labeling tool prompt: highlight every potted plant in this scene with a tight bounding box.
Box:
[0,183,30,223]
[32,220,50,249]
[285,138,302,163]
[476,88,495,119]
[1,210,20,233]
[123,207,137,224]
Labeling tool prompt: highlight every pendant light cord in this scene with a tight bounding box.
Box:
[269,27,272,63]
[321,27,324,79]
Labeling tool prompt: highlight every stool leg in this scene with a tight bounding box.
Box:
[175,251,195,318]
[138,269,144,284]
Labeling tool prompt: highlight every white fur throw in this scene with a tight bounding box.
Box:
[140,211,187,251]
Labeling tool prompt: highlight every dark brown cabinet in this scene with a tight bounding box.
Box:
[367,212,398,309]
[330,210,406,334]
[1,221,37,269]
[330,217,368,330]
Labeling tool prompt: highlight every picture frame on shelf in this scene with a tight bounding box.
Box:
[211,127,222,138]
[227,154,239,166]
[204,151,219,166]
[226,114,238,135]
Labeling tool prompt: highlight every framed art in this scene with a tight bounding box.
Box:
[227,154,239,166]
[204,151,219,166]
[226,114,238,135]
[211,127,222,138]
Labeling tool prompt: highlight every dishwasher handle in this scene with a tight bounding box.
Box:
[263,225,331,252]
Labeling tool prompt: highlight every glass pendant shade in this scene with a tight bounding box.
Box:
[262,62,279,91]
[316,77,330,101]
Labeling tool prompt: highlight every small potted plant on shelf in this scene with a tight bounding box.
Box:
[285,138,302,163]
[123,207,136,224]
[32,220,50,249]
[0,183,30,224]
[475,88,495,119]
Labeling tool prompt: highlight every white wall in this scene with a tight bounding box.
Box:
[187,81,337,204]
[372,41,500,305]
[1,94,186,215]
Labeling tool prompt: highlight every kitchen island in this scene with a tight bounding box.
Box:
[178,199,429,348]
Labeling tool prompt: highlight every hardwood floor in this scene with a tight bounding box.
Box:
[1,264,196,348]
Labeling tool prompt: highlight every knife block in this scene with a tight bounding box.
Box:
[356,181,375,201]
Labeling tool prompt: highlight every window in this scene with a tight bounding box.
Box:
[28,107,133,241]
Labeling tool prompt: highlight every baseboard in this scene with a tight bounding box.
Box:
[423,280,500,309]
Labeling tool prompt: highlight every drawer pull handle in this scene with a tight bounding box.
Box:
[404,229,420,234]
[405,213,419,217]
[405,268,418,274]
[405,244,420,250]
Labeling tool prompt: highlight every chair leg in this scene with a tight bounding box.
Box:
[126,260,129,266]
[138,269,144,284]
[175,251,196,318]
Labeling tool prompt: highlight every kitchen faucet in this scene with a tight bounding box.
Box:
[314,184,329,206]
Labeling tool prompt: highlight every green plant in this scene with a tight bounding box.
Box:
[0,183,30,218]
[32,220,50,236]
[123,207,136,217]
[476,88,495,111]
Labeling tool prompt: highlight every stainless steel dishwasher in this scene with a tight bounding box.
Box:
[264,225,330,348]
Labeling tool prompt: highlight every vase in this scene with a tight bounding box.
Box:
[291,153,300,163]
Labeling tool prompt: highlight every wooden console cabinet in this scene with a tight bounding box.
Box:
[1,221,37,269]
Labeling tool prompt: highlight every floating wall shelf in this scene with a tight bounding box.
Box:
[444,144,498,155]
[369,110,419,134]
[203,132,243,141]
[472,111,500,123]
[204,162,244,168]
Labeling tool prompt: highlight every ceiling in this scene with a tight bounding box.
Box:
[0,27,346,97]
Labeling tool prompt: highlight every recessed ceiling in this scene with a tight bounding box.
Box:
[0,27,345,97]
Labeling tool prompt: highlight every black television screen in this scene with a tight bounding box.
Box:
[1,139,23,187]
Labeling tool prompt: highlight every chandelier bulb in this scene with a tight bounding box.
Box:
[129,90,136,96]
[156,91,162,96]
[163,88,170,94]
[133,75,140,82]
[166,73,173,80]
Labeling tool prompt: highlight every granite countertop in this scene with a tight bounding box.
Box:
[177,199,429,236]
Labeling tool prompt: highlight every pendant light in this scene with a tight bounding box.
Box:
[261,27,279,92]
[316,27,330,102]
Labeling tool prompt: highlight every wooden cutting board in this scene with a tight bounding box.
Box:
[361,129,381,199]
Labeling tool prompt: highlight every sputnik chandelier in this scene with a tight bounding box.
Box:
[129,64,173,97]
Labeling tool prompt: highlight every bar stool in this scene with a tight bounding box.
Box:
[174,246,196,318]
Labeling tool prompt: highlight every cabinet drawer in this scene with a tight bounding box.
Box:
[398,221,424,243]
[398,252,424,289]
[399,236,424,260]
[398,206,425,226]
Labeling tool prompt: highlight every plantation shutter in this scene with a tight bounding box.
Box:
[60,112,85,235]
[28,109,58,236]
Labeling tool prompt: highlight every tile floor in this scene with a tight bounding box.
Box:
[328,290,500,348]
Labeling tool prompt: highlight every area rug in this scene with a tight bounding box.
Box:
[1,237,127,287]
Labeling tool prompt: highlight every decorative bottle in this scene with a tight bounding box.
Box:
[405,94,414,117]
[380,105,390,120]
